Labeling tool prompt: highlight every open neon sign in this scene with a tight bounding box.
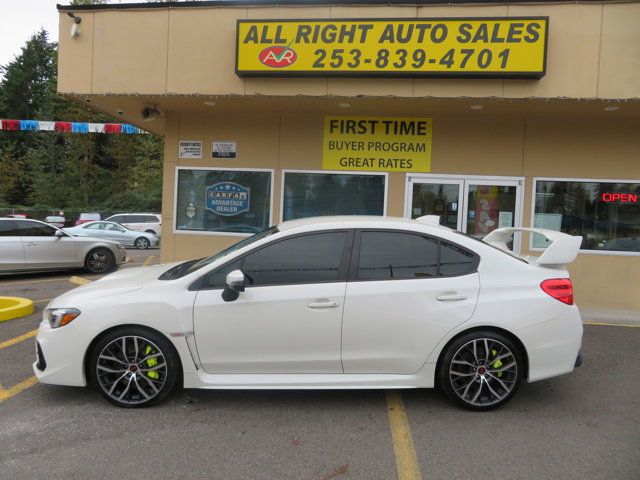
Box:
[601,193,639,203]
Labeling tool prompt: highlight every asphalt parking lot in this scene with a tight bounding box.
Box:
[0,251,638,480]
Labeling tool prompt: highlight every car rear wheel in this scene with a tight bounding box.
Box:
[438,331,523,411]
[89,327,180,408]
[84,248,115,274]
[134,237,150,249]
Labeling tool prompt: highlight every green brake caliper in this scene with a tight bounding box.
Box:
[144,345,159,380]
[491,349,503,378]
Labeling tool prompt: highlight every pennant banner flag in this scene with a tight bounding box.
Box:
[0,119,146,134]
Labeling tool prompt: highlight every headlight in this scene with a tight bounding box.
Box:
[47,308,81,328]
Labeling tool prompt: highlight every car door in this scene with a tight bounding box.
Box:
[0,219,26,271]
[15,220,78,269]
[192,230,353,374]
[341,230,480,374]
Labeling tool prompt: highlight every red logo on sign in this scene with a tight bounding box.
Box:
[259,46,297,68]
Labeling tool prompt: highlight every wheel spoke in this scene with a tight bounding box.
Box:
[450,370,475,377]
[140,362,166,372]
[487,373,511,392]
[107,372,128,395]
[138,352,162,365]
[489,361,516,373]
[99,354,127,365]
[132,376,151,400]
[97,365,127,374]
[118,377,134,400]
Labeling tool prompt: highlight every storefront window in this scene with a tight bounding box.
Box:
[175,168,272,234]
[533,179,640,252]
[283,172,385,221]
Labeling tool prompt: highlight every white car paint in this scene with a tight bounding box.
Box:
[34,216,583,407]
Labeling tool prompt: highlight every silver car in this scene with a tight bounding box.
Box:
[63,221,159,250]
[0,218,127,274]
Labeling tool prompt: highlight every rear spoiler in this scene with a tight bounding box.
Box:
[483,228,583,266]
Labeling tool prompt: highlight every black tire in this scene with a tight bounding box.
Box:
[89,326,180,408]
[438,330,524,411]
[134,236,150,250]
[84,248,115,274]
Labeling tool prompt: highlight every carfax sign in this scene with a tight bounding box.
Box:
[205,182,250,216]
[323,117,432,172]
[236,17,548,78]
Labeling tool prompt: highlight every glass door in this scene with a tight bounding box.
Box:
[407,178,463,230]
[407,176,523,252]
[462,180,522,251]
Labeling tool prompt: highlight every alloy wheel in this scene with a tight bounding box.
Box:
[87,251,111,273]
[95,335,167,405]
[135,237,150,249]
[448,337,518,408]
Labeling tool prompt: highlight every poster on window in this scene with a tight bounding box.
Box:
[205,182,250,216]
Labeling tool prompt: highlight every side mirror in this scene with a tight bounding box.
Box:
[54,230,65,238]
[222,269,245,302]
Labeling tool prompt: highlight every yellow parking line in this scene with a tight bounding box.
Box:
[386,391,423,480]
[0,277,69,287]
[68,275,91,286]
[0,329,38,350]
[0,376,38,404]
[143,255,157,267]
[583,321,640,328]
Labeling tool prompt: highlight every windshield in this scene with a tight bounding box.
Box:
[159,226,279,280]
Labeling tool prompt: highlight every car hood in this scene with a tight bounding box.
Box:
[49,263,179,307]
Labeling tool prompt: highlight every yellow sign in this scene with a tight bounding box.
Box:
[236,18,548,78]
[323,117,432,172]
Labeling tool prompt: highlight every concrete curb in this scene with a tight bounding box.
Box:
[0,297,35,322]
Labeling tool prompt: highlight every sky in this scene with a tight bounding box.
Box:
[0,1,144,71]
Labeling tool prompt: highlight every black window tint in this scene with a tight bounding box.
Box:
[14,221,57,237]
[203,259,243,289]
[243,232,348,286]
[144,215,158,223]
[439,241,477,276]
[128,215,143,223]
[358,232,438,280]
[0,220,17,236]
[109,215,123,223]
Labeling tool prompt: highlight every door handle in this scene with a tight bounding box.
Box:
[25,242,37,247]
[307,301,340,309]
[436,293,467,302]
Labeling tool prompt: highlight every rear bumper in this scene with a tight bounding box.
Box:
[517,305,583,383]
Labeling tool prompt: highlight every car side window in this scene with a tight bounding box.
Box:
[356,230,479,280]
[14,220,57,237]
[129,215,143,223]
[242,231,349,287]
[143,215,157,223]
[439,241,477,276]
[357,231,438,280]
[0,220,17,236]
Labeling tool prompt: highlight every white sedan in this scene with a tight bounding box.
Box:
[34,216,583,410]
[64,221,159,249]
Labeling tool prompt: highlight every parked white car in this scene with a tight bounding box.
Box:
[0,218,127,274]
[34,216,583,410]
[64,221,159,250]
[106,213,162,237]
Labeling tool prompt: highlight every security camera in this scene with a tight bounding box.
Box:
[116,108,124,115]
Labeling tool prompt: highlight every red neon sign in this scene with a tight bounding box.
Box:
[601,193,639,203]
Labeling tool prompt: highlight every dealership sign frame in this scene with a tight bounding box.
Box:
[236,17,549,79]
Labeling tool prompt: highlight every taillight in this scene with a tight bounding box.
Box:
[541,278,574,305]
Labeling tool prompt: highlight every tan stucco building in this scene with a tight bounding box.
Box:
[57,0,640,320]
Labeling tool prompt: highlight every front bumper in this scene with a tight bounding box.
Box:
[574,351,583,368]
[32,320,88,387]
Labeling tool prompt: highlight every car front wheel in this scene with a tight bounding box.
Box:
[438,331,523,411]
[134,237,150,249]
[89,327,180,408]
[84,248,115,274]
